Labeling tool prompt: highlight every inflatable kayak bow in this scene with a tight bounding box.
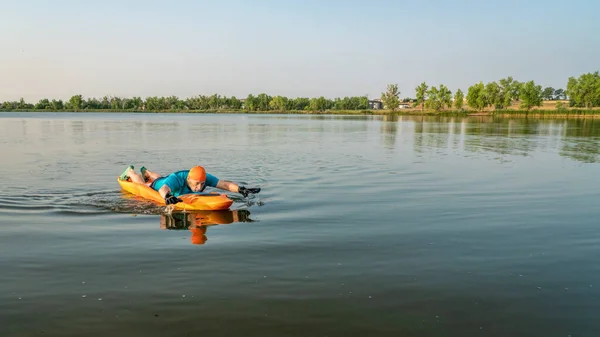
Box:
[117,177,233,211]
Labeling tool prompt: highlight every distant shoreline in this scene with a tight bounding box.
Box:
[2,106,600,118]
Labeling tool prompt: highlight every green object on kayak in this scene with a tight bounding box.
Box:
[119,165,134,181]
[140,166,148,181]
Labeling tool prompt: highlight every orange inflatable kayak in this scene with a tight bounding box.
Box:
[117,177,234,211]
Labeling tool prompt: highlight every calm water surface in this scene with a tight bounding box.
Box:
[1,112,600,337]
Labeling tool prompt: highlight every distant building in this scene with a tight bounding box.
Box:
[369,99,383,110]
[369,99,411,110]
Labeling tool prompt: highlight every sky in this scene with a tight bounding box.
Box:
[1,0,599,102]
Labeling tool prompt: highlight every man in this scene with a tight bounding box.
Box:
[119,165,261,205]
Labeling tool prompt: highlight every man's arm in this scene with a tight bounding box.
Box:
[215,179,261,197]
[158,180,182,204]
[158,184,173,199]
[216,180,240,193]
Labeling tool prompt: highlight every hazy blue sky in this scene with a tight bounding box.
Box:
[1,0,599,102]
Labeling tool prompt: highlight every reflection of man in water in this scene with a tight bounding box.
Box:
[189,226,208,245]
[160,210,253,245]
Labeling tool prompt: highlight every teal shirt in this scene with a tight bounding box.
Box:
[151,170,219,196]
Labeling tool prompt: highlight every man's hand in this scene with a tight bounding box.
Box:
[165,192,182,205]
[238,186,261,198]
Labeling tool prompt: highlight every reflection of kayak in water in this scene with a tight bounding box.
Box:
[160,210,253,228]
[117,177,233,211]
[160,210,254,245]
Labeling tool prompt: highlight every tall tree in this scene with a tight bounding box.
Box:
[467,82,488,111]
[357,96,369,110]
[256,93,272,111]
[454,89,464,110]
[499,76,522,108]
[69,95,83,110]
[425,86,441,111]
[207,94,221,109]
[566,71,600,108]
[309,96,331,111]
[244,94,257,111]
[415,82,428,112]
[293,97,310,110]
[35,98,50,110]
[423,84,452,111]
[499,77,514,108]
[269,95,290,111]
[131,97,143,110]
[485,81,502,109]
[439,84,452,109]
[110,96,122,110]
[519,80,543,110]
[381,84,400,111]
[229,96,242,109]
[49,99,64,110]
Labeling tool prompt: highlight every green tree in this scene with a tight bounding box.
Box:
[542,87,555,101]
[292,97,310,110]
[509,80,522,104]
[229,96,242,109]
[566,71,600,108]
[425,86,441,111]
[485,81,502,109]
[100,96,111,109]
[131,97,143,110]
[86,97,101,109]
[144,96,164,111]
[554,88,566,100]
[69,95,83,110]
[207,94,221,109]
[255,93,272,111]
[333,96,366,110]
[519,80,543,110]
[381,84,400,111]
[110,96,121,110]
[423,84,452,111]
[453,89,464,110]
[197,95,210,110]
[567,76,582,107]
[49,99,64,110]
[498,76,515,108]
[439,84,452,109]
[120,98,134,110]
[308,97,319,111]
[357,96,369,110]
[1,101,17,110]
[269,95,290,111]
[308,96,331,111]
[17,98,27,109]
[415,82,428,111]
[35,98,50,110]
[466,82,487,111]
[244,94,257,111]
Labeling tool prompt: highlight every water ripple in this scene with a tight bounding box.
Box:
[0,190,166,216]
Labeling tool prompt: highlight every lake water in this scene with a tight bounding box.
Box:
[1,112,599,337]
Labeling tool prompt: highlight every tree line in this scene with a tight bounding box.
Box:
[381,71,600,111]
[1,71,598,112]
[0,93,371,112]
